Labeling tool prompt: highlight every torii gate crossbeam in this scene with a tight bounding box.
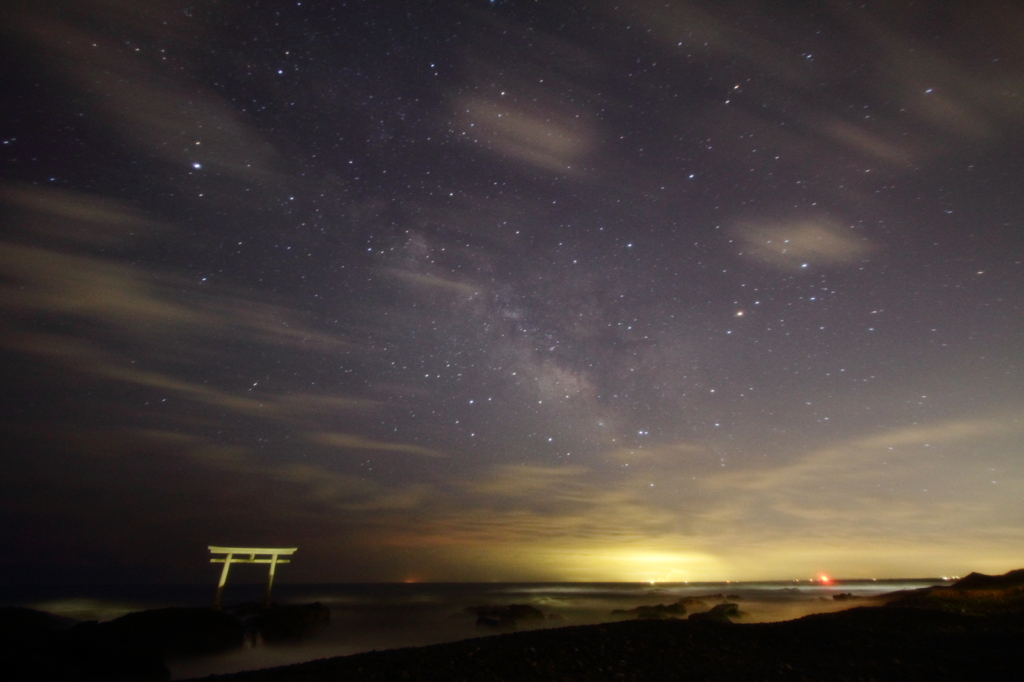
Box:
[208,546,297,609]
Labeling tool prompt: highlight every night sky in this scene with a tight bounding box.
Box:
[2,0,1023,585]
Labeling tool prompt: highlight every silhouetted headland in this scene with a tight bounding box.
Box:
[881,567,1024,615]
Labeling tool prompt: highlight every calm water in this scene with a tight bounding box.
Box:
[1,579,949,679]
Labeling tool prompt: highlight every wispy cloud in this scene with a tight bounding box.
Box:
[0,243,206,330]
[3,331,372,425]
[386,269,485,297]
[812,117,915,166]
[733,218,872,271]
[9,2,279,181]
[692,414,1024,542]
[0,184,157,246]
[453,95,595,174]
[307,432,446,458]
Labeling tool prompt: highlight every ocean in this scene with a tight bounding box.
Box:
[1,579,949,679]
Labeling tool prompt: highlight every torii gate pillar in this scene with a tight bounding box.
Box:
[208,546,297,609]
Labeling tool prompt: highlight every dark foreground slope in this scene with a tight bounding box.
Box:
[197,606,1024,682]
[1,603,330,681]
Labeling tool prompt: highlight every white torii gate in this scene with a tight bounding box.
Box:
[209,546,297,609]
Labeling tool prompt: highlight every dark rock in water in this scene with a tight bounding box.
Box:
[476,615,519,632]
[470,604,544,631]
[255,602,331,643]
[511,604,546,621]
[631,604,686,620]
[226,601,266,619]
[833,592,859,601]
[612,598,698,620]
[472,604,544,619]
[612,605,666,619]
[688,603,743,623]
[613,597,712,620]
[100,607,246,657]
[225,602,332,643]
[952,568,1024,590]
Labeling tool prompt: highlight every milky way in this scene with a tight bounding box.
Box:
[2,0,1023,583]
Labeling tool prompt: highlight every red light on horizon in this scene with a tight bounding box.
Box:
[818,573,832,584]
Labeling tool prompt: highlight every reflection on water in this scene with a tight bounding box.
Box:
[0,580,948,679]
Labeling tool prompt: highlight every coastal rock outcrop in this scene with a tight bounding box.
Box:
[258,602,331,642]
[688,602,744,623]
[612,597,710,620]
[228,602,331,643]
[469,604,545,631]
[100,606,247,657]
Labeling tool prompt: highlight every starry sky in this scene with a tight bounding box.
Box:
[2,0,1023,585]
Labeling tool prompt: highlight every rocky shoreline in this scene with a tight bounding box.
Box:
[190,569,1024,682]
[5,570,1024,681]
[194,606,1023,681]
